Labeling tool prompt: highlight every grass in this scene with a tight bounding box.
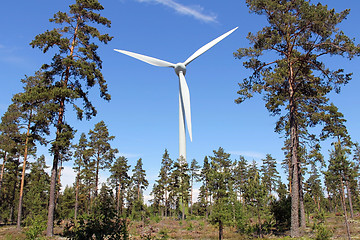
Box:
[1,214,359,239]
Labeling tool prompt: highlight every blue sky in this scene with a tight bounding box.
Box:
[1,0,360,201]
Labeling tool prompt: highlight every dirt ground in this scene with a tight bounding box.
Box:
[1,214,359,239]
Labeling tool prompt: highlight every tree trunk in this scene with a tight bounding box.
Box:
[46,103,64,237]
[137,183,140,201]
[10,158,19,224]
[345,180,354,219]
[16,120,31,230]
[218,220,223,240]
[289,63,300,238]
[95,156,100,197]
[181,195,185,221]
[165,190,168,217]
[205,189,209,219]
[190,178,193,215]
[74,174,80,222]
[299,169,306,232]
[257,205,263,238]
[46,15,79,236]
[116,180,121,214]
[0,152,7,196]
[46,153,59,236]
[55,163,63,208]
[340,178,351,240]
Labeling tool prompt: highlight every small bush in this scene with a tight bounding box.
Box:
[158,228,169,239]
[315,223,332,240]
[24,215,46,240]
[186,222,193,231]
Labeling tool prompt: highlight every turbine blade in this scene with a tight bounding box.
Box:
[184,27,238,66]
[178,71,192,142]
[114,49,175,68]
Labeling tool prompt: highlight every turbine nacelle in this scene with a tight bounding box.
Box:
[174,63,186,76]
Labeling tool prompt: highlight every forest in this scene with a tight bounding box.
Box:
[1,0,360,239]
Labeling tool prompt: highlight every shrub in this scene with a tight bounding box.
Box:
[24,215,46,240]
[315,223,332,240]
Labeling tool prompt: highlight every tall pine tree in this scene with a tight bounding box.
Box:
[30,0,113,235]
[235,1,360,236]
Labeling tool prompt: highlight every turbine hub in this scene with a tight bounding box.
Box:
[174,63,186,76]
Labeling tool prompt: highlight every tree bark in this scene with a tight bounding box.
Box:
[116,180,121,214]
[299,169,306,232]
[345,180,354,219]
[190,177,193,215]
[55,163,63,207]
[290,129,300,238]
[46,158,58,236]
[0,152,7,196]
[46,95,65,237]
[219,220,223,240]
[340,178,351,240]
[95,155,100,197]
[46,15,79,236]
[74,174,79,222]
[10,157,20,224]
[289,62,300,238]
[257,205,263,238]
[16,119,31,230]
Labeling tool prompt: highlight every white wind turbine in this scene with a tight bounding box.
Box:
[114,27,237,161]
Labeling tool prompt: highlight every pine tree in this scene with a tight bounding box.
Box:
[189,158,200,215]
[88,121,118,197]
[132,158,149,202]
[235,1,360,236]
[109,156,130,215]
[304,165,323,212]
[325,142,352,240]
[0,104,22,197]
[153,149,173,217]
[30,0,113,235]
[73,133,94,219]
[170,156,190,220]
[23,155,50,222]
[260,154,279,196]
[200,156,211,218]
[244,161,269,238]
[12,71,52,229]
[208,147,233,240]
[232,156,248,204]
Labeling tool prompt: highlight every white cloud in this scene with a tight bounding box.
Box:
[229,151,266,160]
[117,152,141,159]
[144,194,153,206]
[135,0,217,23]
[60,166,76,190]
[192,187,199,203]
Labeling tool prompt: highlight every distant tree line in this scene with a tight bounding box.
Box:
[1,0,360,239]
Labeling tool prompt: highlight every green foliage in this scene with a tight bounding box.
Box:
[233,201,248,234]
[64,184,130,240]
[132,158,149,202]
[23,155,50,221]
[24,214,46,240]
[157,228,169,239]
[57,185,75,220]
[208,147,234,237]
[314,223,332,240]
[89,121,118,195]
[235,1,360,236]
[64,214,130,240]
[270,196,291,231]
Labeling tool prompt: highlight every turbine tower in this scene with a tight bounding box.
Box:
[114,27,237,161]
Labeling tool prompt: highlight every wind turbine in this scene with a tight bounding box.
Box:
[114,27,237,162]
